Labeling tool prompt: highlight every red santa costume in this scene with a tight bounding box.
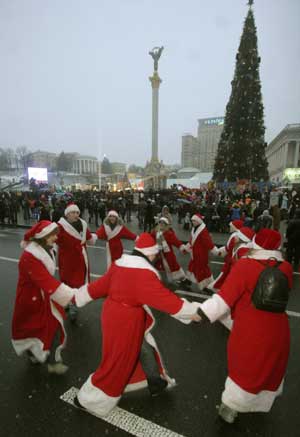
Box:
[185,214,219,290]
[96,210,136,269]
[11,221,74,365]
[208,220,244,292]
[74,233,200,416]
[57,203,97,288]
[198,229,293,421]
[151,217,186,282]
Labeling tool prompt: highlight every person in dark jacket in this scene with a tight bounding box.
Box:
[286,209,300,269]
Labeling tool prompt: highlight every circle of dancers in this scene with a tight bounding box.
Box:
[11,202,294,424]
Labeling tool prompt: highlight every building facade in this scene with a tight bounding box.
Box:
[28,151,57,170]
[72,154,99,175]
[111,162,127,174]
[181,134,199,169]
[181,117,224,172]
[266,124,300,183]
[197,117,224,172]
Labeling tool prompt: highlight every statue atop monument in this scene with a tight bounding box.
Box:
[149,46,164,72]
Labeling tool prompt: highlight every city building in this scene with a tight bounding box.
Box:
[72,154,99,175]
[198,117,224,172]
[111,162,127,174]
[266,124,300,183]
[181,134,199,169]
[181,117,224,172]
[28,151,57,170]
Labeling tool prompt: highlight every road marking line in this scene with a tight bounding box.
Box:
[0,256,18,263]
[60,386,186,437]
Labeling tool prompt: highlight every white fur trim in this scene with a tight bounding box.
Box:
[124,380,148,393]
[35,222,58,239]
[199,294,230,323]
[172,298,201,325]
[142,305,176,387]
[191,214,203,224]
[158,217,169,225]
[88,233,98,246]
[169,267,186,281]
[219,314,234,331]
[222,377,284,413]
[75,284,93,308]
[135,245,159,256]
[186,271,214,291]
[20,240,29,249]
[247,249,283,261]
[58,217,88,243]
[78,374,120,416]
[107,210,119,218]
[49,300,67,362]
[104,224,123,241]
[64,204,80,215]
[236,230,251,243]
[11,338,49,363]
[25,242,56,275]
[210,246,220,256]
[50,283,74,307]
[190,222,206,246]
[115,255,160,278]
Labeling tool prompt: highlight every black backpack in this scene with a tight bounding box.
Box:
[251,259,290,313]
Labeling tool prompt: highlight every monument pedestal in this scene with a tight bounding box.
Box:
[144,159,166,190]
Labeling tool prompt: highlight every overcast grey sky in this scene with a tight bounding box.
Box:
[0,0,299,165]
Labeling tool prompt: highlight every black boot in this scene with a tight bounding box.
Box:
[178,278,192,290]
[147,377,168,397]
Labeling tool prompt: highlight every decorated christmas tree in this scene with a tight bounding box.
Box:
[214,0,269,182]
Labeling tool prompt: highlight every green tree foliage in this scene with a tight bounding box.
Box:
[214,3,269,182]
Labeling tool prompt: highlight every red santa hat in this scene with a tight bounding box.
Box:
[252,228,281,250]
[134,233,159,256]
[230,219,244,232]
[191,213,205,224]
[107,210,119,218]
[64,202,80,215]
[21,220,58,248]
[159,217,169,225]
[236,227,255,243]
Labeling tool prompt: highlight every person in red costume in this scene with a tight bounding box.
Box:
[197,229,293,423]
[73,233,201,416]
[208,219,244,292]
[57,202,97,321]
[12,221,75,374]
[184,213,220,291]
[95,210,136,269]
[151,217,191,288]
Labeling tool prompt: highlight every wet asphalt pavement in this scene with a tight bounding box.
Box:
[0,218,299,437]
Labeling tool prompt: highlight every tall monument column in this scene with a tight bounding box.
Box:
[149,72,162,162]
[144,46,166,190]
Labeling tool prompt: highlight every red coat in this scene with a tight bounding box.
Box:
[96,222,136,268]
[186,223,215,287]
[75,254,199,416]
[11,242,74,363]
[219,257,292,394]
[151,229,185,280]
[57,217,96,288]
[212,233,237,290]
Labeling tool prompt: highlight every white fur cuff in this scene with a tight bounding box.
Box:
[172,298,201,325]
[51,283,74,307]
[210,246,220,256]
[88,233,98,246]
[199,294,230,323]
[75,284,93,308]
